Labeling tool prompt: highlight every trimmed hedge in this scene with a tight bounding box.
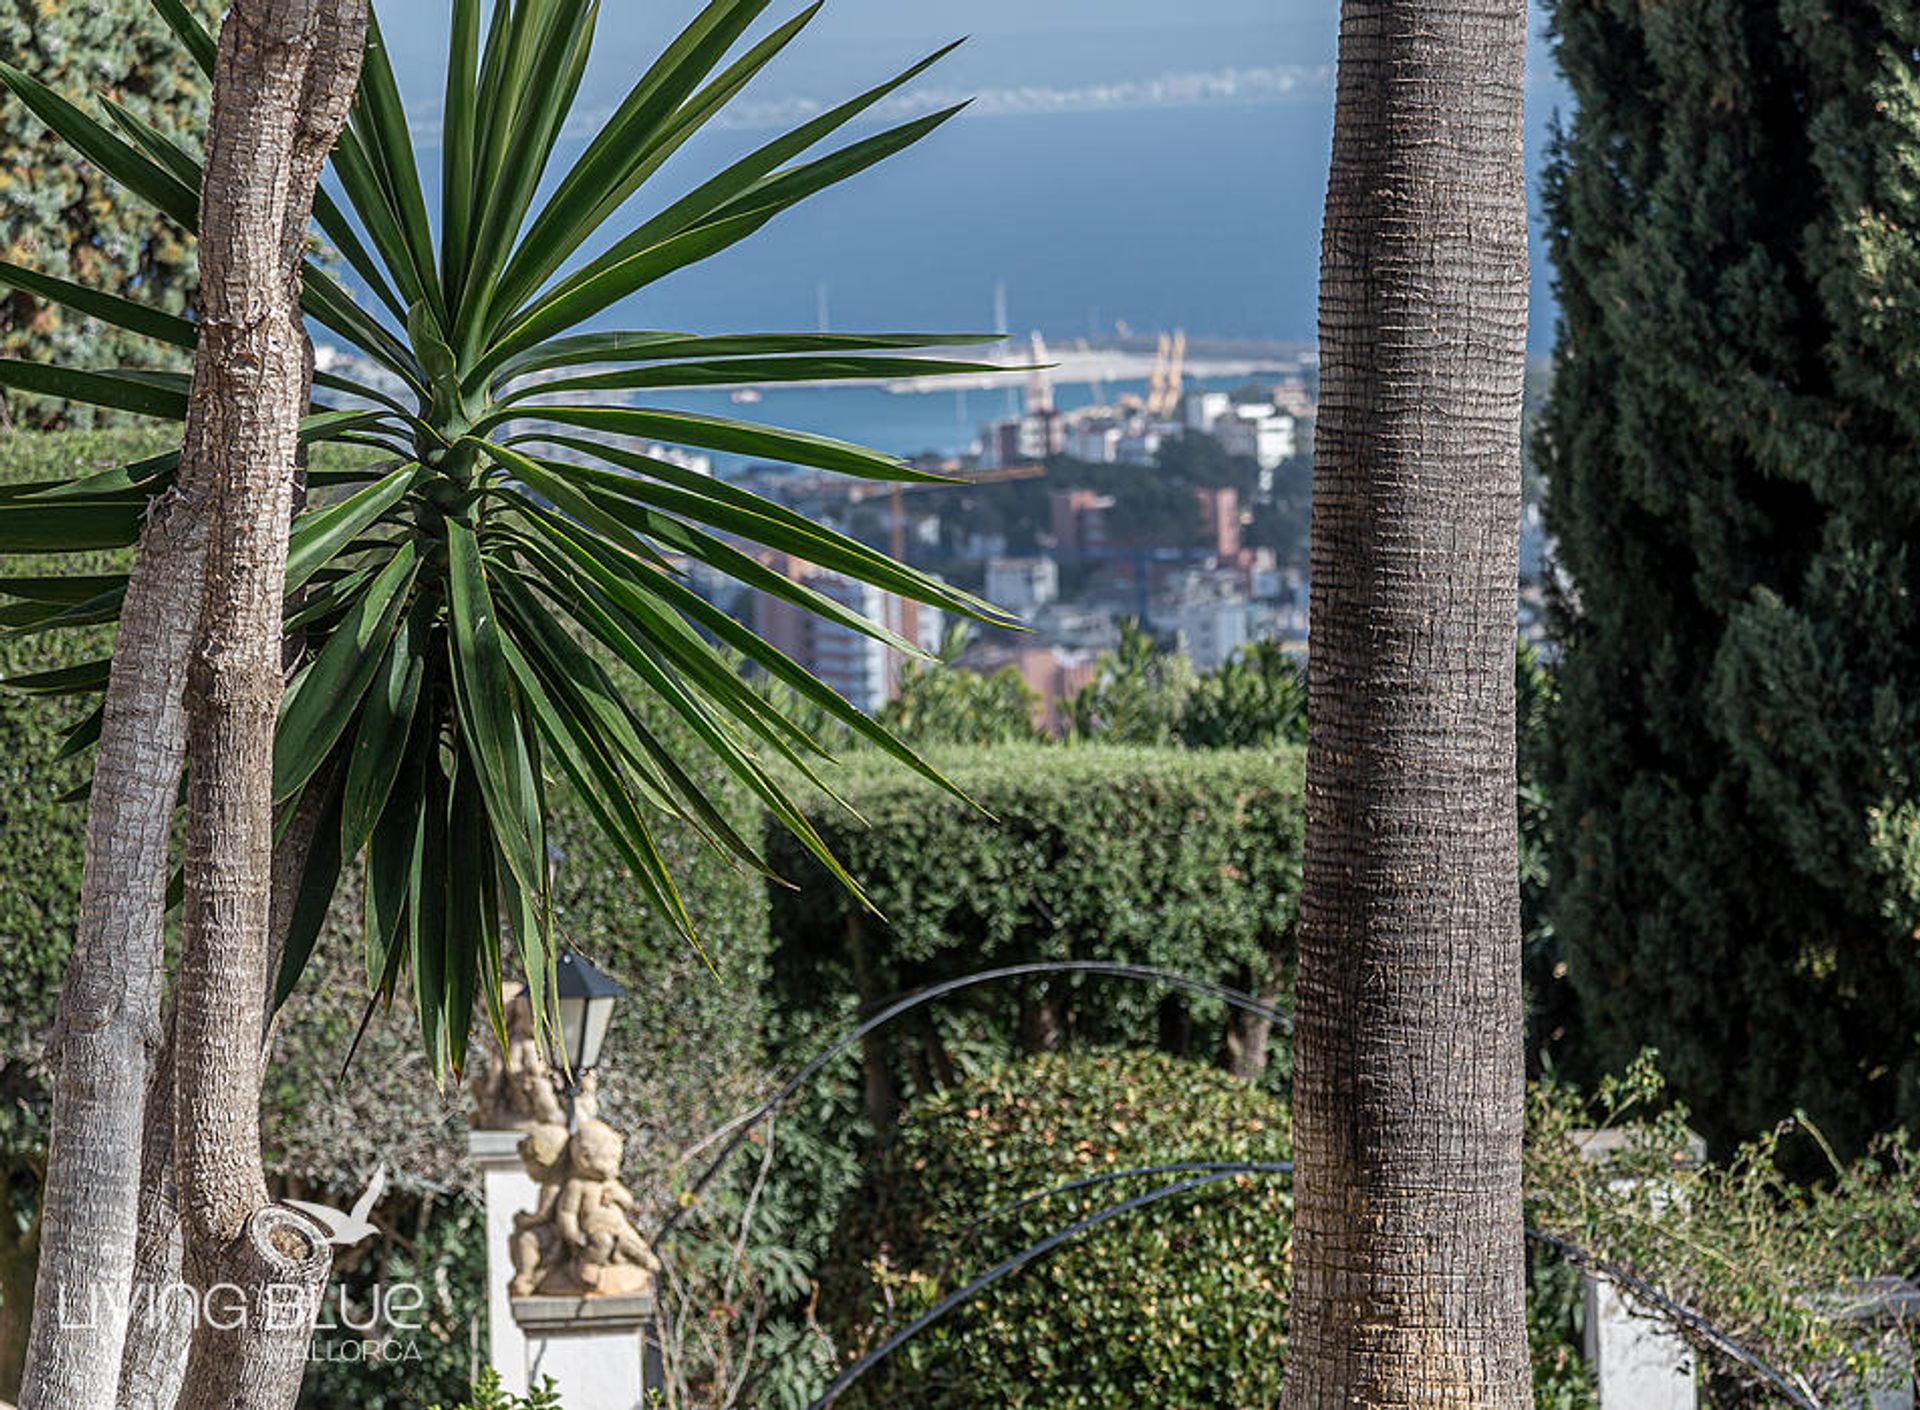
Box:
[767,745,1305,1067]
[821,1049,1294,1409]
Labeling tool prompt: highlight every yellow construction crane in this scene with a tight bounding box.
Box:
[1146,329,1188,418]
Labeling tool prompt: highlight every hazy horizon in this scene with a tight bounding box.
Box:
[352,1,1571,353]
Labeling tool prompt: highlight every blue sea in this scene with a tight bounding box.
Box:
[339,86,1566,462]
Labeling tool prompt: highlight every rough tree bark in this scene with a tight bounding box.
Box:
[165,3,367,1409]
[1280,1,1533,1406]
[18,200,218,1410]
[1219,952,1287,1082]
[118,792,334,1410]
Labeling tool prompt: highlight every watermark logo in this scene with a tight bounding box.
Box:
[285,1164,387,1248]
[54,1162,432,1371]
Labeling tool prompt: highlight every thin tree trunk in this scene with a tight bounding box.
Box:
[117,775,336,1410]
[1281,0,1532,1405]
[1015,984,1066,1055]
[167,4,365,1409]
[846,916,899,1136]
[1219,954,1286,1082]
[117,1013,188,1410]
[18,324,214,1410]
[0,1198,39,1402]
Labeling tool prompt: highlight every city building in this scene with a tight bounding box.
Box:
[982,408,1064,467]
[1193,487,1242,558]
[1163,597,1254,672]
[985,557,1061,618]
[1213,404,1298,473]
[1049,490,1115,559]
[753,555,945,712]
[1184,390,1234,435]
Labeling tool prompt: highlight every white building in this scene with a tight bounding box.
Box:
[985,557,1061,619]
[1184,390,1234,436]
[755,567,945,713]
[1214,405,1298,475]
[1164,597,1254,672]
[1065,423,1123,465]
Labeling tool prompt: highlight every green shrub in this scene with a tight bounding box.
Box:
[754,744,1303,1356]
[1524,1057,1920,1407]
[427,1369,563,1410]
[821,1049,1293,1409]
[819,1048,1913,1410]
[768,744,1303,1067]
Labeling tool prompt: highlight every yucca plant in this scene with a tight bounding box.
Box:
[0,0,1015,1077]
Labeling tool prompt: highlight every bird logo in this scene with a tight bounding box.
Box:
[284,1165,388,1248]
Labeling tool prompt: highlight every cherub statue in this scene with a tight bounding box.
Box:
[469,983,566,1131]
[508,1122,570,1298]
[509,1118,660,1298]
[554,1120,658,1294]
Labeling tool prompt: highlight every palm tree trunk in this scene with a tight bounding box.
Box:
[164,4,365,1409]
[1281,1,1532,1405]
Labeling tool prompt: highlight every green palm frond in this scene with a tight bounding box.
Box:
[0,0,1015,1079]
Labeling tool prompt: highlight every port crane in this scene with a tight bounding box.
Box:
[1145,329,1188,418]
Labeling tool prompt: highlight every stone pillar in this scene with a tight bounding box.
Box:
[470,1129,538,1395]
[512,1295,665,1410]
[1583,1273,1697,1410]
[1575,1127,1704,1410]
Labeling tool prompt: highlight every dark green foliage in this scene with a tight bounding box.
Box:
[755,744,1303,1373]
[877,627,1044,747]
[0,1,213,428]
[821,1049,1294,1409]
[1062,622,1308,748]
[427,1369,563,1410]
[300,1194,489,1410]
[1518,642,1573,1070]
[1540,0,1920,1152]
[1527,1057,1920,1404]
[1178,639,1309,750]
[1062,619,1196,744]
[767,745,1304,1057]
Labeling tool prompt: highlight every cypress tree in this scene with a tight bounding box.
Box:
[0,1,213,428]
[1541,0,1920,1154]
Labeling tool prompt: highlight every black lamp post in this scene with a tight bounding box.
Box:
[552,951,624,1124]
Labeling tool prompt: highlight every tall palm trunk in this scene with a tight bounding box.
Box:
[1282,1,1533,1406]
[166,4,365,1408]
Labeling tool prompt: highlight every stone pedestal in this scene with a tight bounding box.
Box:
[470,1129,539,1395]
[1575,1127,1703,1410]
[512,1295,664,1410]
[1584,1273,1697,1410]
